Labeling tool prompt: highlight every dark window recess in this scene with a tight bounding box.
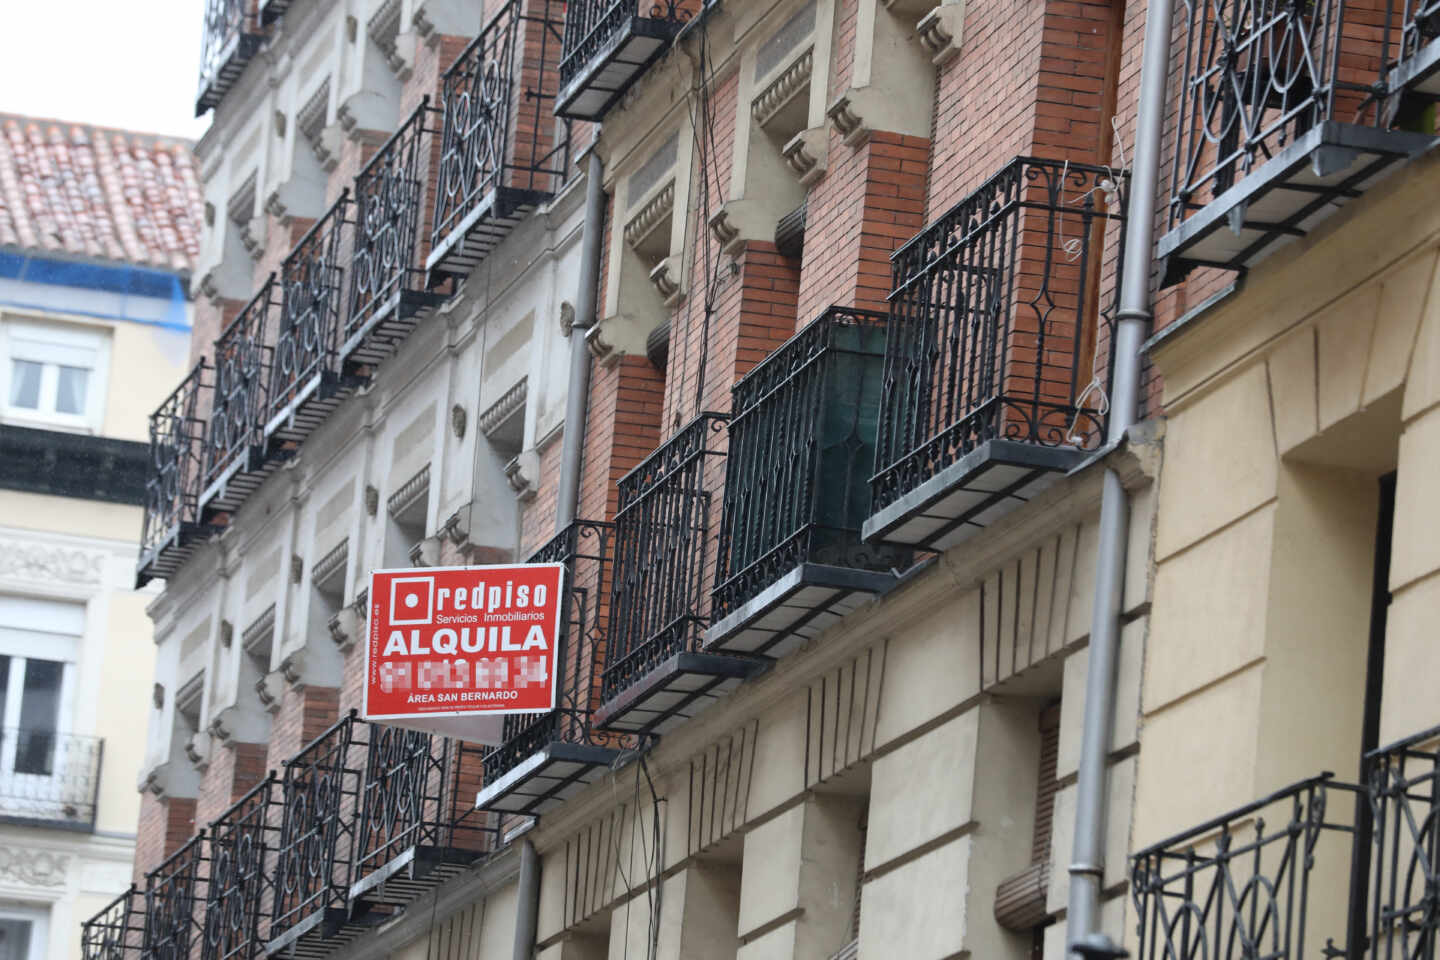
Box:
[0,424,148,504]
[995,702,1060,935]
[774,200,806,259]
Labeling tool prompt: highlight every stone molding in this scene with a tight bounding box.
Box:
[0,538,106,585]
[752,47,815,128]
[623,181,676,252]
[916,3,966,66]
[0,847,69,888]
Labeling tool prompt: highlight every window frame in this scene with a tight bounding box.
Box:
[0,903,49,960]
[0,317,112,433]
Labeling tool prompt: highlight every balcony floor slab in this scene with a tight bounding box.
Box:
[706,563,897,658]
[477,741,623,816]
[1392,38,1440,98]
[862,438,1083,551]
[1158,121,1438,283]
[556,17,676,120]
[349,844,480,905]
[594,652,765,736]
[427,187,544,277]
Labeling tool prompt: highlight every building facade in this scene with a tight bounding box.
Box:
[0,112,200,960]
[84,0,1440,956]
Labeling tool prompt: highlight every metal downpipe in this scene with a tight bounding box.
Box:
[555,146,606,531]
[1066,0,1171,948]
[512,838,541,960]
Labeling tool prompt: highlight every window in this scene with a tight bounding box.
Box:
[1,320,110,431]
[0,905,48,960]
[0,597,80,790]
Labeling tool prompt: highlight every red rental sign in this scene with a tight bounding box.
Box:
[363,563,564,739]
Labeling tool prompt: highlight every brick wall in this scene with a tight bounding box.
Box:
[133,794,196,882]
[265,685,341,773]
[194,739,269,830]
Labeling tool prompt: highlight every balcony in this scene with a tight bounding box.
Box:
[555,0,698,120]
[1158,0,1437,283]
[196,0,265,116]
[142,835,207,960]
[343,102,446,372]
[594,414,764,736]
[202,776,276,960]
[348,727,489,909]
[427,0,572,278]
[1131,727,1440,960]
[864,158,1125,552]
[477,520,626,815]
[82,886,142,960]
[0,728,104,830]
[708,307,910,658]
[265,193,357,447]
[1389,0,1440,96]
[200,279,281,523]
[137,362,211,587]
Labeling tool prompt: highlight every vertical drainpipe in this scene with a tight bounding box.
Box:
[511,141,605,960]
[1066,0,1171,951]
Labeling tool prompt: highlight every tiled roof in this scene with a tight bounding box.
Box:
[0,112,203,273]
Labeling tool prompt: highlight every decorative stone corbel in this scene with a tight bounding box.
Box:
[218,620,234,648]
[826,94,870,147]
[255,672,283,711]
[365,484,379,517]
[239,218,266,261]
[586,313,652,368]
[451,403,467,439]
[917,3,966,66]
[197,270,223,305]
[279,652,305,687]
[185,731,212,771]
[559,301,576,338]
[290,555,304,585]
[505,451,540,501]
[409,537,442,567]
[708,209,743,255]
[782,127,830,186]
[442,508,469,546]
[153,683,165,709]
[649,256,685,307]
[585,323,618,367]
[328,606,361,652]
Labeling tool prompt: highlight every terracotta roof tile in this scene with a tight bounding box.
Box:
[0,112,203,273]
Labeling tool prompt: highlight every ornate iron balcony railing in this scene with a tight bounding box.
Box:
[871,157,1125,517]
[202,776,276,960]
[202,278,279,499]
[429,0,571,275]
[557,0,698,117]
[602,413,729,703]
[1168,0,1389,237]
[196,0,264,116]
[0,727,103,828]
[1390,0,1440,88]
[138,361,210,586]
[345,101,442,365]
[142,834,207,960]
[482,521,615,786]
[713,307,909,629]
[269,193,352,434]
[269,713,363,945]
[1365,725,1440,958]
[83,886,143,960]
[1132,774,1366,960]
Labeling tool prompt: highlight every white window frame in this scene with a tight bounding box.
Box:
[0,596,82,811]
[0,902,51,960]
[0,317,112,433]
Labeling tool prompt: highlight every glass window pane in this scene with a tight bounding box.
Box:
[8,360,41,409]
[0,918,33,960]
[16,659,61,775]
[55,365,89,415]
[0,655,8,732]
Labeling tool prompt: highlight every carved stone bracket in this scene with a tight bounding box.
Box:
[782,127,830,186]
[408,537,441,567]
[649,256,685,307]
[917,3,966,66]
[826,94,870,147]
[184,731,212,771]
[505,451,540,501]
[256,672,283,712]
[328,605,361,652]
[708,209,744,255]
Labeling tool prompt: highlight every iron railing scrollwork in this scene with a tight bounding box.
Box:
[1392,0,1440,84]
[1366,726,1440,958]
[559,0,695,91]
[431,0,571,257]
[197,0,264,115]
[713,307,909,620]
[603,414,729,703]
[270,713,363,939]
[346,101,438,350]
[483,521,614,782]
[204,279,279,491]
[871,157,1126,515]
[140,361,209,567]
[83,886,143,960]
[142,834,207,960]
[270,194,352,423]
[202,776,277,960]
[1168,0,1389,231]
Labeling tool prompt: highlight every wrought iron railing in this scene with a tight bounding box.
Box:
[1132,774,1366,960]
[713,307,908,620]
[139,361,209,572]
[602,414,728,703]
[269,194,351,424]
[1168,0,1389,231]
[1391,0,1440,83]
[202,776,276,960]
[559,0,694,90]
[142,834,207,960]
[196,0,264,115]
[83,886,143,960]
[1366,726,1440,958]
[0,727,103,827]
[483,521,614,783]
[871,157,1125,514]
[203,279,278,491]
[345,101,437,351]
[430,0,571,258]
[270,713,363,940]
